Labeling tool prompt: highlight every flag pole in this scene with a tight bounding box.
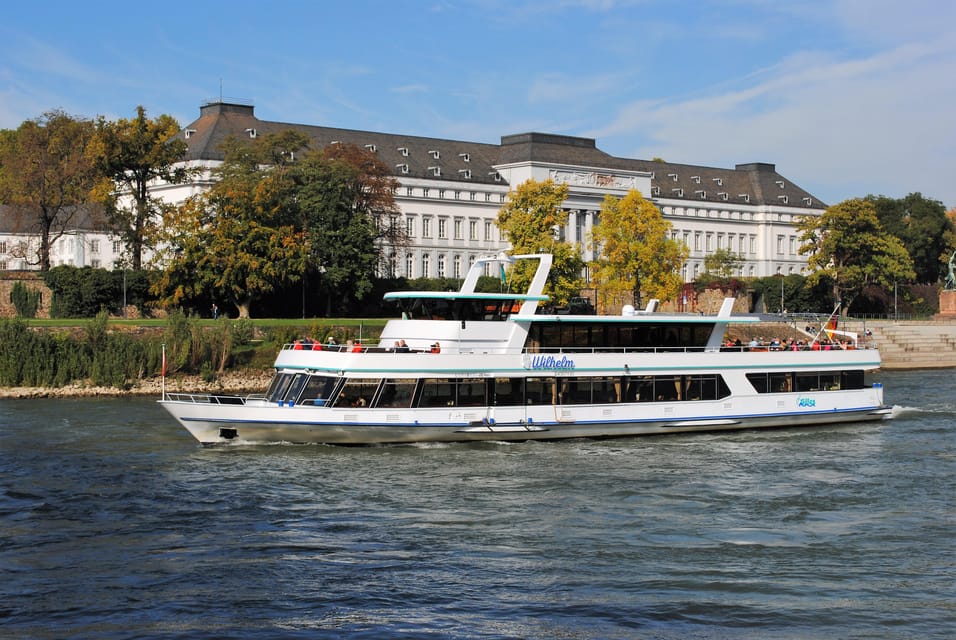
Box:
[161,342,166,401]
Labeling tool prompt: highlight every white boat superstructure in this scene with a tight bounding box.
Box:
[160,253,891,445]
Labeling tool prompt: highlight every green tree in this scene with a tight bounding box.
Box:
[496,178,583,303]
[867,192,954,283]
[590,189,688,310]
[152,136,309,319]
[703,247,744,278]
[0,110,98,270]
[293,143,403,316]
[91,106,190,270]
[797,198,915,313]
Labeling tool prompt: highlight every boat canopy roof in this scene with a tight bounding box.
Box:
[517,314,760,324]
[383,291,550,302]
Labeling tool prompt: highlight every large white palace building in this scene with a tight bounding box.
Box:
[1,100,824,282]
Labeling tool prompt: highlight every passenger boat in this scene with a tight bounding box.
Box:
[159,253,892,445]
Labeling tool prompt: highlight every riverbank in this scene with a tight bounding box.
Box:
[0,369,274,399]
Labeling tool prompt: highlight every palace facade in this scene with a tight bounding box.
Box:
[1,100,824,284]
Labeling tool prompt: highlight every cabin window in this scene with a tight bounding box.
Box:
[298,375,340,406]
[748,371,860,394]
[266,373,296,403]
[284,373,311,404]
[525,378,556,405]
[494,378,524,406]
[377,379,417,408]
[419,378,456,407]
[334,378,380,408]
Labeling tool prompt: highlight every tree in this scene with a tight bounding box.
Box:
[703,247,744,278]
[293,143,404,316]
[90,106,190,270]
[496,178,584,303]
[590,189,688,310]
[867,192,954,283]
[0,110,98,270]
[152,136,308,319]
[797,198,915,313]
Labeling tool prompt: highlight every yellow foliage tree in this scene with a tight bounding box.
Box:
[496,178,583,303]
[590,190,687,311]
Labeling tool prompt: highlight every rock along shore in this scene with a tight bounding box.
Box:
[0,369,274,399]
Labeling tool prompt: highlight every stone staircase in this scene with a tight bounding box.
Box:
[855,320,956,369]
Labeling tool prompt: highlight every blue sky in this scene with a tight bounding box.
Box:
[2,0,954,208]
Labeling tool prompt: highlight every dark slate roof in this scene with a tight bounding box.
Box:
[178,101,825,209]
[0,204,108,233]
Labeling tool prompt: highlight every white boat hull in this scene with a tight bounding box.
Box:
[160,389,890,445]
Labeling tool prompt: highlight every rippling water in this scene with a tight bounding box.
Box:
[1,370,954,639]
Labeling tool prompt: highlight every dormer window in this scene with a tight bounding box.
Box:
[364,144,377,153]
[184,128,197,139]
[396,163,409,174]
[398,146,409,156]
[459,153,470,162]
[428,149,440,159]
[245,128,257,139]
[458,169,472,179]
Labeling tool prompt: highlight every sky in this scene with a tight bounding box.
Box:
[1,0,954,208]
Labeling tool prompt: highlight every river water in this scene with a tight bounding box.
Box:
[1,369,954,639]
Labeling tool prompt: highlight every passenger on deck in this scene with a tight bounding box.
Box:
[430,342,441,353]
[397,340,410,352]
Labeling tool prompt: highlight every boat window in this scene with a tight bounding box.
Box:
[456,378,487,407]
[493,377,524,406]
[266,373,295,403]
[528,321,715,352]
[749,370,856,394]
[683,375,731,400]
[377,379,417,408]
[842,370,864,389]
[297,375,340,406]
[283,373,310,404]
[525,377,556,405]
[334,378,380,408]
[419,378,456,408]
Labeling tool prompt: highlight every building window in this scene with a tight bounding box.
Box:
[705,234,713,252]
[453,254,462,278]
[91,259,101,268]
[776,235,784,255]
[750,235,757,254]
[422,254,431,278]
[406,187,413,197]
[469,220,478,241]
[0,261,7,270]
[716,233,724,250]
[112,240,122,253]
[405,254,414,278]
[423,217,432,238]
[454,219,463,240]
[789,236,796,255]
[438,219,447,239]
[694,232,701,252]
[406,217,415,237]
[437,254,446,278]
[485,221,493,241]
[0,241,6,254]
[90,240,100,254]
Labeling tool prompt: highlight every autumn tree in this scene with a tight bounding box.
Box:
[0,110,98,270]
[866,192,954,283]
[797,198,915,313]
[152,134,309,319]
[293,143,404,315]
[91,106,190,270]
[590,189,687,310]
[496,178,584,303]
